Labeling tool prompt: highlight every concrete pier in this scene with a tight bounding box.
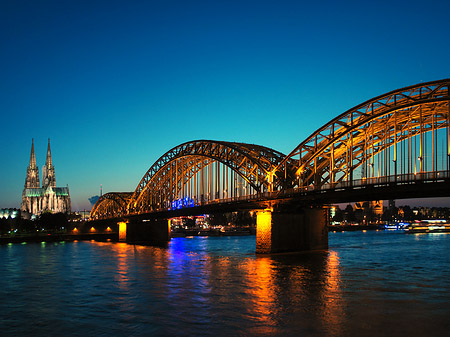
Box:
[256,207,328,254]
[120,218,171,245]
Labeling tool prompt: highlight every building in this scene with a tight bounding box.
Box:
[21,139,71,216]
[0,208,20,219]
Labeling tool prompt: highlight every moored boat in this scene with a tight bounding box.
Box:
[405,220,450,233]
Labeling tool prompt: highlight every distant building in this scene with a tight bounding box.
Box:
[0,208,20,219]
[354,200,383,215]
[21,139,71,216]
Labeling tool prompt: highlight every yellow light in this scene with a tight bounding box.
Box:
[106,226,112,232]
[256,210,272,253]
[73,227,78,232]
[90,227,96,232]
[118,221,127,241]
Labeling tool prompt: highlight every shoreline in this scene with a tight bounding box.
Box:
[328,224,382,232]
[0,224,385,244]
[0,233,116,244]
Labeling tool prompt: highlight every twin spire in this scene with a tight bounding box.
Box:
[29,138,37,169]
[25,139,56,189]
[45,138,53,167]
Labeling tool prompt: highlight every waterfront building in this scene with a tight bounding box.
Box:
[0,208,20,219]
[21,139,71,216]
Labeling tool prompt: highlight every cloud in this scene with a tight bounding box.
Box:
[88,195,100,206]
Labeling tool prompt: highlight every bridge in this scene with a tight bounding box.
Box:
[90,79,450,253]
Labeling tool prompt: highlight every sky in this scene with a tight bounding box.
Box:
[1,0,450,211]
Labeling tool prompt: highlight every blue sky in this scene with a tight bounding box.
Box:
[1,0,450,210]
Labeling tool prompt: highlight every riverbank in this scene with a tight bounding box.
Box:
[172,229,255,237]
[0,233,117,244]
[0,224,384,244]
[329,224,382,232]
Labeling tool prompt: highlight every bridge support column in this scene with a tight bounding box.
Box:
[120,218,171,245]
[118,221,128,242]
[256,207,328,254]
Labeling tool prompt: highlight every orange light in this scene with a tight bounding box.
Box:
[90,227,96,232]
[118,221,127,241]
[256,210,272,254]
[106,226,112,232]
[73,227,78,232]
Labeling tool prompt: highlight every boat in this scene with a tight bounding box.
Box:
[383,222,409,230]
[405,220,450,233]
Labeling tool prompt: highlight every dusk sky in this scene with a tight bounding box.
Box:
[1,0,450,210]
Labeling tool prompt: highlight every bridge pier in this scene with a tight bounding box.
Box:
[118,218,171,245]
[256,207,328,254]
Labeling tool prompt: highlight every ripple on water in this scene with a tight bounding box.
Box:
[0,232,449,336]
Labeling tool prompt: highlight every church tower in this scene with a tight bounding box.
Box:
[24,139,40,189]
[21,139,71,216]
[42,139,56,188]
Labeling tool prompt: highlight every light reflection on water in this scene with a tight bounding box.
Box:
[0,232,449,336]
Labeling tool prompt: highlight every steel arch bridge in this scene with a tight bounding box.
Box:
[91,79,450,219]
[276,78,450,190]
[127,140,297,213]
[91,192,132,218]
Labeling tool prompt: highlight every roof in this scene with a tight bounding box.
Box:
[24,187,70,197]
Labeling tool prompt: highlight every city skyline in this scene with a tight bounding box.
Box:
[1,0,450,210]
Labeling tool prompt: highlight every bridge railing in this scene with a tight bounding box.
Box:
[267,170,449,198]
[320,170,450,191]
[119,170,450,217]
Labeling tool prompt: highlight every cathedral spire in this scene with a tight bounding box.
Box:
[29,138,37,169]
[45,138,52,167]
[43,138,56,188]
[24,139,40,189]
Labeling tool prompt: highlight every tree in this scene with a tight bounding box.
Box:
[344,204,356,222]
[0,218,9,234]
[332,208,344,223]
[38,212,68,231]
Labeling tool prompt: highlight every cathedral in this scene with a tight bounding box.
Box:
[21,139,71,216]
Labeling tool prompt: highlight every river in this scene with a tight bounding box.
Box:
[0,230,449,336]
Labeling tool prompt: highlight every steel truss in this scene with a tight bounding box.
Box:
[278,79,450,189]
[128,140,291,213]
[90,192,132,218]
[90,79,450,219]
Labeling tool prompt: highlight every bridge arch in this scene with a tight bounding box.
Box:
[128,140,289,213]
[277,78,450,189]
[90,192,133,218]
[90,79,450,221]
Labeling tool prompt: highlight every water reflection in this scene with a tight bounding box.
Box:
[162,237,345,336]
[1,232,448,336]
[239,251,345,335]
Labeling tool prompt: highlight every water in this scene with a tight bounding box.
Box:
[0,231,449,336]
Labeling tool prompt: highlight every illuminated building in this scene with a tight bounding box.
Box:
[21,139,71,216]
[0,208,19,219]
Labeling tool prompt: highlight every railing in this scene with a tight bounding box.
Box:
[93,170,450,219]
[176,170,450,210]
[320,170,450,191]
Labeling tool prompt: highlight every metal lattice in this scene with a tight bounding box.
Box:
[128,140,290,213]
[90,192,132,218]
[277,79,450,189]
[91,79,450,219]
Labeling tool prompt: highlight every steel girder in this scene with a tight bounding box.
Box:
[278,78,450,188]
[90,192,133,218]
[91,79,450,219]
[128,140,288,212]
